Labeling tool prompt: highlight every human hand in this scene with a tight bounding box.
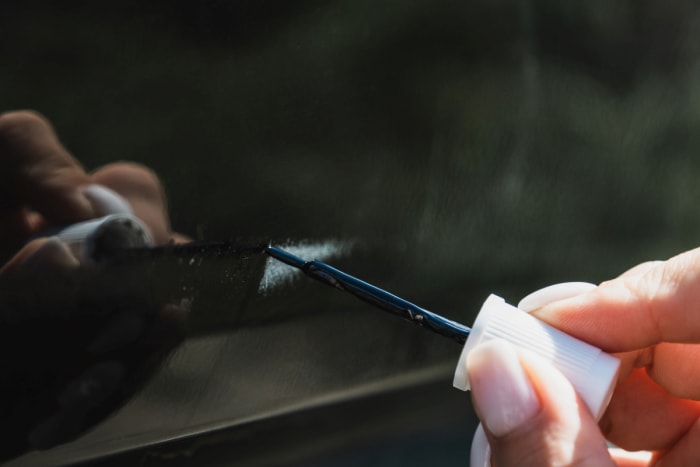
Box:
[467,248,700,466]
[0,110,188,460]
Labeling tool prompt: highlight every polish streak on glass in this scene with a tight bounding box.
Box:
[258,240,353,294]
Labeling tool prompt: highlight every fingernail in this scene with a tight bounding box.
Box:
[470,424,491,467]
[518,282,597,312]
[82,184,132,216]
[23,236,80,271]
[467,340,540,436]
[607,448,653,463]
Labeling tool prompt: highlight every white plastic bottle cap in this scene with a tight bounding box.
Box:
[453,294,620,420]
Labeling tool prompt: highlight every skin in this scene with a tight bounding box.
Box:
[469,247,700,465]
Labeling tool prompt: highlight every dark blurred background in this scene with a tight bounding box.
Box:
[4,0,700,465]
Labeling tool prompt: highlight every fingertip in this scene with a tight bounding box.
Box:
[467,340,541,436]
[532,248,700,351]
[530,287,619,349]
[476,346,615,466]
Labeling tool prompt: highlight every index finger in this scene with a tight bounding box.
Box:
[533,246,700,352]
[0,110,94,223]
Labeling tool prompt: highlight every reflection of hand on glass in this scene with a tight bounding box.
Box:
[0,110,188,460]
[467,249,700,466]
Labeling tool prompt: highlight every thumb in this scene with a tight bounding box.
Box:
[467,340,614,466]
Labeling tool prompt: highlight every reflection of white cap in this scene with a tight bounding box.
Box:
[453,293,620,421]
[54,214,153,264]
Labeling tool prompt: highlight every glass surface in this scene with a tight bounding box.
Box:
[3,1,699,465]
